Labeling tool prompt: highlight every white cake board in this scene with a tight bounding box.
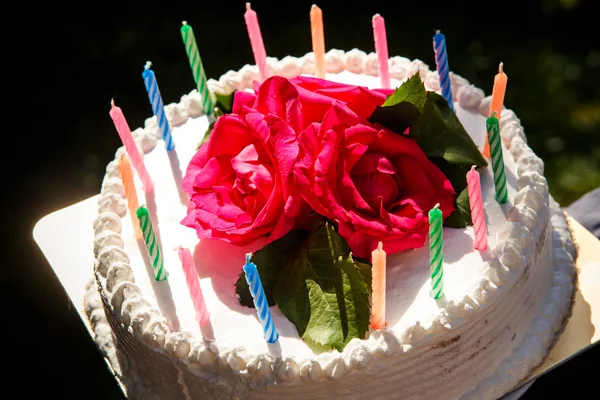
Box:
[33,195,597,399]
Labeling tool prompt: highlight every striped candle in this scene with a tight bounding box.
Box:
[109,100,154,193]
[142,61,175,151]
[180,21,215,116]
[243,253,279,343]
[244,3,270,82]
[466,166,488,251]
[118,154,142,239]
[486,112,508,204]
[177,246,210,324]
[310,4,326,79]
[429,203,445,300]
[433,30,454,111]
[137,206,168,281]
[372,14,391,89]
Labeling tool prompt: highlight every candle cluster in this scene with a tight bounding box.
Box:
[105,3,514,341]
[422,34,511,301]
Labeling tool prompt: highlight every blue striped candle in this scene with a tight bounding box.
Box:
[433,30,454,111]
[243,253,279,343]
[142,61,175,151]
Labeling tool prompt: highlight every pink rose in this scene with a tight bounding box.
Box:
[291,79,456,258]
[181,91,303,245]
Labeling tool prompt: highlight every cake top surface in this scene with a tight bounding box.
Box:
[101,60,534,362]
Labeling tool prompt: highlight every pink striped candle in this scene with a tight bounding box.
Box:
[244,3,270,82]
[176,246,210,324]
[372,13,391,89]
[466,166,488,251]
[109,100,154,193]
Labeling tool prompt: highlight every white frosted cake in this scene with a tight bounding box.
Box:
[85,50,577,400]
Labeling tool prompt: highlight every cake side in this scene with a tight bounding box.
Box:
[88,50,574,399]
[84,195,576,400]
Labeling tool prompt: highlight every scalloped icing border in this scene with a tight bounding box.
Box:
[88,49,576,393]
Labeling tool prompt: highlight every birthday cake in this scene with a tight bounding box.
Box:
[84,9,577,400]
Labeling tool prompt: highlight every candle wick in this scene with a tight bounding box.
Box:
[174,245,183,252]
[433,203,440,210]
[182,20,187,26]
[311,4,317,10]
[491,110,498,118]
[245,253,252,264]
[499,62,504,73]
[246,2,251,10]
[372,13,381,21]
[110,98,115,107]
[145,61,152,70]
[435,29,441,34]
[377,241,383,251]
[471,165,476,171]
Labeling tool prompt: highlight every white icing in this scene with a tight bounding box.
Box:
[344,48,367,73]
[88,50,575,400]
[425,70,441,91]
[324,49,345,73]
[456,84,485,110]
[105,261,134,292]
[93,211,122,235]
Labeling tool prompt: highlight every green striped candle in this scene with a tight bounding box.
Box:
[429,203,444,300]
[486,112,508,204]
[181,21,215,116]
[136,206,168,281]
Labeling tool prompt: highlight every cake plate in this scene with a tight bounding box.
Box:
[33,195,600,399]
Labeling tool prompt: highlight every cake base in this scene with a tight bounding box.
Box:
[34,195,599,399]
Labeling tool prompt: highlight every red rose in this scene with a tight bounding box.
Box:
[291,79,456,259]
[183,75,455,257]
[181,91,303,245]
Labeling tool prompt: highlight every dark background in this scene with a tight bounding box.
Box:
[9,0,599,398]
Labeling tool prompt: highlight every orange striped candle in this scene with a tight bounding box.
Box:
[483,62,508,158]
[118,154,142,239]
[371,241,387,329]
[310,4,325,79]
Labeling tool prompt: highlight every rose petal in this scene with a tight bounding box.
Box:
[232,90,258,114]
[255,77,303,133]
[206,115,255,157]
[353,172,399,210]
[291,75,388,120]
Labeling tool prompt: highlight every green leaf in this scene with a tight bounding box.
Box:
[443,187,472,228]
[382,73,428,112]
[369,73,427,133]
[408,92,487,167]
[215,92,234,114]
[199,91,236,149]
[429,157,474,228]
[273,222,372,351]
[235,229,308,308]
